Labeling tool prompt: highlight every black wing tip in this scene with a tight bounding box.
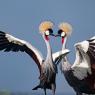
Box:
[0,31,6,35]
[87,36,95,42]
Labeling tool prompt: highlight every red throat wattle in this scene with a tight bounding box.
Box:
[62,37,64,44]
[45,35,49,41]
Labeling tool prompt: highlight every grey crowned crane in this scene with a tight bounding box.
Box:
[0,21,69,95]
[57,22,95,95]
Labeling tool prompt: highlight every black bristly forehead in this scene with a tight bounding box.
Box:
[58,29,63,34]
[48,28,53,33]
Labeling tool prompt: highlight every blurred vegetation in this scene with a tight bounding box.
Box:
[0,90,35,95]
[0,90,10,95]
[0,91,44,95]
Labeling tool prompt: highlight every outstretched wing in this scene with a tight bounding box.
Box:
[52,49,70,64]
[0,31,44,73]
[72,36,95,80]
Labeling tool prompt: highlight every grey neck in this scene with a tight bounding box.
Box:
[61,37,71,71]
[43,35,52,62]
[62,37,68,62]
[62,37,67,50]
[62,37,71,67]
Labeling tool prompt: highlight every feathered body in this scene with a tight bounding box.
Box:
[57,22,95,95]
[39,60,57,90]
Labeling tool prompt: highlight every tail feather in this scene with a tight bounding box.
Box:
[32,85,40,90]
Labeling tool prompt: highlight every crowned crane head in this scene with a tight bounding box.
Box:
[57,22,72,44]
[39,21,55,41]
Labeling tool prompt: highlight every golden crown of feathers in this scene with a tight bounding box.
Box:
[59,22,72,36]
[39,21,54,32]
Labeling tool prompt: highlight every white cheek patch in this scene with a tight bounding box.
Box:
[45,30,49,35]
[61,32,65,37]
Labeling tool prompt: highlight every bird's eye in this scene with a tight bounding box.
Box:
[45,30,50,36]
[61,32,66,37]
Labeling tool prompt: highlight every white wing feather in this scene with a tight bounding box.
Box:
[52,49,70,63]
